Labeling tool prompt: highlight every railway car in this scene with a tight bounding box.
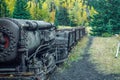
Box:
[53,30,71,63]
[53,27,86,63]
[74,27,86,42]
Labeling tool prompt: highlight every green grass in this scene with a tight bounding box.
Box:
[57,26,72,29]
[89,36,120,74]
[57,36,88,72]
[57,26,85,29]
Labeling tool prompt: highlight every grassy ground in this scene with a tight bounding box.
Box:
[89,36,120,74]
[57,36,89,72]
[57,26,72,29]
[56,26,120,75]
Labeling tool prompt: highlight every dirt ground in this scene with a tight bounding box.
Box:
[50,37,120,80]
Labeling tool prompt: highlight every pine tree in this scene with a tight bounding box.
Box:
[0,0,10,17]
[89,0,120,36]
[12,0,31,19]
[54,8,59,26]
[54,6,70,26]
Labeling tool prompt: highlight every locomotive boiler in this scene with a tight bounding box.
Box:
[0,18,56,80]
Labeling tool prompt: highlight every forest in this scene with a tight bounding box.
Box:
[0,0,120,36]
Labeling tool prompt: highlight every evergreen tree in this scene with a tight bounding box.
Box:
[0,0,10,17]
[89,0,120,36]
[13,0,31,19]
[54,8,59,26]
[54,6,70,26]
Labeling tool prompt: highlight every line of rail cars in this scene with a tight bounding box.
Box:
[53,27,85,63]
[0,18,85,80]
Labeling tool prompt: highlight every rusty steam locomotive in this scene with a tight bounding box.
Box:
[0,18,85,80]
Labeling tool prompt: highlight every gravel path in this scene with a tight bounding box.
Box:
[50,36,120,80]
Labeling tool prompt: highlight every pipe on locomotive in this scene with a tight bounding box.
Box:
[0,18,55,63]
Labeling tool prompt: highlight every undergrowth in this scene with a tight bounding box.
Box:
[89,36,120,74]
[57,36,88,72]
